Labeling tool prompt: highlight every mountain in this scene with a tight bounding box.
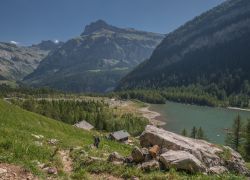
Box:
[0,42,49,81]
[23,20,164,92]
[117,0,250,97]
[31,40,64,51]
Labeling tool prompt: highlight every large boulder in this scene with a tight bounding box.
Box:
[140,125,249,175]
[159,150,206,173]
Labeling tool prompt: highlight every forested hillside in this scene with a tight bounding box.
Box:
[117,0,250,107]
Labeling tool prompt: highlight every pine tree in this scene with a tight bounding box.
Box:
[181,128,187,136]
[190,126,197,139]
[244,119,250,161]
[225,114,243,151]
[197,127,205,139]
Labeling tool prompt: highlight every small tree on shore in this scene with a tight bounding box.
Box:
[190,126,197,139]
[225,114,243,152]
[244,119,250,161]
[197,127,206,140]
[181,128,188,136]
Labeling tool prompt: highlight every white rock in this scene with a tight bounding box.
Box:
[159,150,206,173]
[208,166,228,174]
[0,168,7,174]
[140,125,249,175]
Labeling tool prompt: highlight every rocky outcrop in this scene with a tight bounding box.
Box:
[208,166,228,174]
[140,125,249,175]
[159,150,206,173]
[0,42,49,80]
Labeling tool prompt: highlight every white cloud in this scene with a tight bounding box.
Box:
[10,41,19,45]
[54,39,59,44]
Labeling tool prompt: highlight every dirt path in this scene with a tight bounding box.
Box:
[0,163,37,180]
[58,150,73,174]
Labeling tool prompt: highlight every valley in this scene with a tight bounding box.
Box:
[1,0,250,179]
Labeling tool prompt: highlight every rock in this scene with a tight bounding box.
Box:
[140,125,250,175]
[141,147,149,155]
[31,134,44,139]
[222,146,250,176]
[108,152,125,163]
[140,160,160,171]
[159,150,206,173]
[48,139,59,145]
[131,146,144,163]
[149,145,160,158]
[141,148,152,162]
[124,156,133,164]
[208,166,229,174]
[89,156,105,161]
[34,141,43,146]
[47,167,57,175]
[0,167,7,174]
[160,148,168,154]
[130,176,139,180]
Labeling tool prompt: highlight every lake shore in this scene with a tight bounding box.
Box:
[227,107,250,112]
[139,105,166,127]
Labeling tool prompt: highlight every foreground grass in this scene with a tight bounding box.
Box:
[0,99,247,179]
[0,99,131,178]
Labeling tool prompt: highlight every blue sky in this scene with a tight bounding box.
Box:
[0,0,225,46]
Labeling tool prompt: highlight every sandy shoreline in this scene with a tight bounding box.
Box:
[139,105,166,127]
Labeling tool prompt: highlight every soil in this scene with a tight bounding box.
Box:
[0,163,37,180]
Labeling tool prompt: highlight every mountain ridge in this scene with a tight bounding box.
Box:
[24,20,164,92]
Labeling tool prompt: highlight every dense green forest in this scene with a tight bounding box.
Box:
[0,84,61,98]
[10,98,148,136]
[113,84,250,108]
[116,0,250,109]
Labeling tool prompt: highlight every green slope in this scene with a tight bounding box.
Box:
[0,99,131,178]
[0,99,247,179]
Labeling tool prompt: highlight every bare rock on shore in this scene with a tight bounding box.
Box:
[159,150,206,173]
[140,125,250,175]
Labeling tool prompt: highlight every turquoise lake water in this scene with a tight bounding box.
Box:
[150,101,250,144]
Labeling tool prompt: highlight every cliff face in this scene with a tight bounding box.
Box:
[24,20,164,92]
[0,42,49,81]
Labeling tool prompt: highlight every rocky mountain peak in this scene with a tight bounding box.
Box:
[81,19,119,35]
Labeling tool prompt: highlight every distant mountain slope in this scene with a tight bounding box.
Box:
[0,42,49,81]
[117,0,250,96]
[0,40,62,81]
[23,20,164,92]
[31,40,64,51]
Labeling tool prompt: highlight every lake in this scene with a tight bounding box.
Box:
[150,101,250,144]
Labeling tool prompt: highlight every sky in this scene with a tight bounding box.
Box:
[0,0,225,46]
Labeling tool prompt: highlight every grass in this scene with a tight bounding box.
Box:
[0,99,131,178]
[0,99,248,179]
[247,163,250,171]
